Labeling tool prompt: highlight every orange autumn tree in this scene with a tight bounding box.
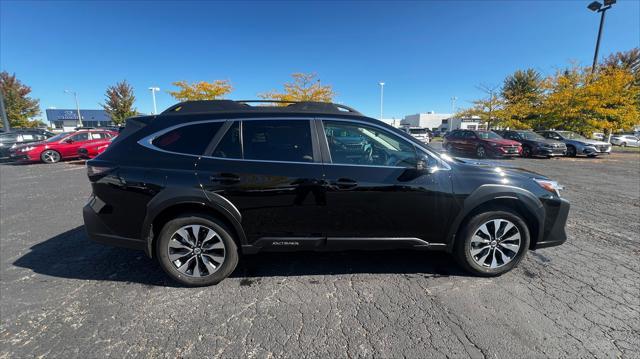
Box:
[168,80,232,101]
[259,73,335,105]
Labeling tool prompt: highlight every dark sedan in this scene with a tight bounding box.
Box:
[0,129,55,161]
[497,130,567,158]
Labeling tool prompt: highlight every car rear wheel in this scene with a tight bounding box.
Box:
[156,214,238,286]
[40,150,61,163]
[454,210,530,276]
[522,146,532,158]
[620,142,627,148]
[566,145,577,157]
[476,146,486,158]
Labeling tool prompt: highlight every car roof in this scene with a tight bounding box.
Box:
[161,100,362,116]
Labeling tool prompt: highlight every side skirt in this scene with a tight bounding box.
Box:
[241,237,448,254]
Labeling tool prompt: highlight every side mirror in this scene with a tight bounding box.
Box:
[416,158,438,174]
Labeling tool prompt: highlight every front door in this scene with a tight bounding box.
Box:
[197,119,327,247]
[60,132,91,157]
[319,119,454,246]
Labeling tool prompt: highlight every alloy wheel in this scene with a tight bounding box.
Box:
[476,146,486,158]
[41,150,60,163]
[523,147,531,157]
[168,224,226,277]
[469,219,521,269]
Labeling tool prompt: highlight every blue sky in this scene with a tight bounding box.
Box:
[1,0,638,121]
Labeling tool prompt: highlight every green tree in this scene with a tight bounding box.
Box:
[0,71,41,128]
[501,69,545,129]
[101,80,137,125]
[259,73,335,105]
[168,80,232,101]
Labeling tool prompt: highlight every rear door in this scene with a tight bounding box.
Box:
[60,132,90,157]
[197,118,327,247]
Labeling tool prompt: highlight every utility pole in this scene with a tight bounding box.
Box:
[65,90,83,127]
[0,90,10,132]
[378,82,385,120]
[149,87,160,115]
[587,0,616,74]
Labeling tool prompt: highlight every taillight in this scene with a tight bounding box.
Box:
[86,162,116,181]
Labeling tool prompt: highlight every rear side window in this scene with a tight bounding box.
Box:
[242,120,313,162]
[153,122,224,155]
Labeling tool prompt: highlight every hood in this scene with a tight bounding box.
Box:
[566,138,608,146]
[454,158,548,181]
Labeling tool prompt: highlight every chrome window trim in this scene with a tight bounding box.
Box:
[137,116,450,171]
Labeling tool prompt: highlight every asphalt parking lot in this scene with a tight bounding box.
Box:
[1,152,639,358]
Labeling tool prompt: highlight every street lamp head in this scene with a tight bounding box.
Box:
[587,1,602,11]
[379,82,385,86]
[603,0,615,6]
[148,87,160,91]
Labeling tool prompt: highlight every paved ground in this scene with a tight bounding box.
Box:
[1,151,639,358]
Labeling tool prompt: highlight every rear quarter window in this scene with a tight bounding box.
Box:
[153,122,224,155]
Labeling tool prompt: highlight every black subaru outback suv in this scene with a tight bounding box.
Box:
[84,100,569,286]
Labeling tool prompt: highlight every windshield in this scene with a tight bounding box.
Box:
[45,133,71,142]
[517,131,545,140]
[557,131,586,140]
[476,131,502,139]
[409,128,429,135]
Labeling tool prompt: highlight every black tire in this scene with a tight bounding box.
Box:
[566,145,577,157]
[444,143,452,153]
[522,146,532,158]
[453,209,530,277]
[476,145,487,158]
[156,213,239,286]
[40,149,61,163]
[620,142,627,148]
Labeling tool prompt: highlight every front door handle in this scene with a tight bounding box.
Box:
[333,178,358,189]
[210,173,240,185]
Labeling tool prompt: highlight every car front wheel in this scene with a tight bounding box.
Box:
[566,146,577,157]
[156,214,239,286]
[40,150,61,163]
[454,210,530,276]
[476,146,487,158]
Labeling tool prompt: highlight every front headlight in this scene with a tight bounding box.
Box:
[534,178,563,196]
[19,146,35,152]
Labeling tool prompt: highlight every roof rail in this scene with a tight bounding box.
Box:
[161,100,362,115]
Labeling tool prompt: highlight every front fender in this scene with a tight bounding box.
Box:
[445,184,545,250]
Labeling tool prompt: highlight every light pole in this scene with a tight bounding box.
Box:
[0,90,10,132]
[64,90,83,127]
[451,96,458,115]
[149,87,160,115]
[378,82,385,120]
[587,0,616,74]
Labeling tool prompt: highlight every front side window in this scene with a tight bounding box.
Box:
[71,132,90,142]
[242,120,313,162]
[153,122,224,155]
[323,121,417,167]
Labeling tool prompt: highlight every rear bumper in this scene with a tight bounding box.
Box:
[534,197,570,249]
[83,201,145,251]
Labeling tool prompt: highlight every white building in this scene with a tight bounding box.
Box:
[439,116,485,132]
[401,112,452,130]
[379,118,402,128]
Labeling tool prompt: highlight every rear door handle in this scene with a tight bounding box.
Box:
[333,178,358,189]
[210,173,240,184]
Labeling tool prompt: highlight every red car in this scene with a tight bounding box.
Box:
[11,129,117,163]
[78,137,115,159]
[443,129,522,158]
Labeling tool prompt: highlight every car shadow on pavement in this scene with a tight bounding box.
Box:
[14,226,466,287]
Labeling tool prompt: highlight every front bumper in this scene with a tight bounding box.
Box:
[534,197,570,249]
[10,151,39,162]
[536,147,567,156]
[582,145,611,156]
[83,199,145,251]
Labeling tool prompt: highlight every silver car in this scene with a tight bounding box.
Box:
[537,130,611,157]
[610,135,640,147]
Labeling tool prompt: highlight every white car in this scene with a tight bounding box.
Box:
[610,135,640,147]
[404,127,431,144]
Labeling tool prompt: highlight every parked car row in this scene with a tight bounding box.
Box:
[443,129,613,159]
[6,129,117,163]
